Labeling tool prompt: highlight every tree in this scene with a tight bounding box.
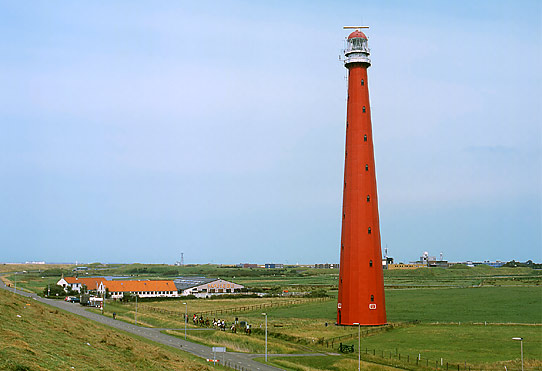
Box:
[43,284,65,297]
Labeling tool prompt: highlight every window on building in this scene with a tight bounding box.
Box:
[363,106,366,113]
[361,79,364,86]
[365,164,369,171]
[368,227,372,234]
[371,295,374,302]
[369,260,373,267]
[364,134,367,142]
[343,213,345,219]
[367,195,370,202]
[341,244,344,250]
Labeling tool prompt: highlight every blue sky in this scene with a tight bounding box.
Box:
[0,1,540,264]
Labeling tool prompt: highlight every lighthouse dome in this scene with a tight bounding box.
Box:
[348,30,367,39]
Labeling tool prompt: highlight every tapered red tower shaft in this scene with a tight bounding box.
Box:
[337,30,387,326]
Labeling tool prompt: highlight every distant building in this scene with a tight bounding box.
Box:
[174,277,244,297]
[57,276,106,292]
[238,263,258,268]
[99,280,179,299]
[387,263,426,270]
[314,263,339,269]
[72,266,89,271]
[265,263,284,269]
[475,261,505,268]
[417,252,448,268]
[382,257,394,269]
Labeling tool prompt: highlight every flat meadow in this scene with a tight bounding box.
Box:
[4,264,542,370]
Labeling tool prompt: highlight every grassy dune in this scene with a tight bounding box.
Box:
[0,290,217,370]
[0,263,72,273]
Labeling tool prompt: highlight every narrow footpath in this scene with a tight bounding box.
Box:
[0,281,328,371]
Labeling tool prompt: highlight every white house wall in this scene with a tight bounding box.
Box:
[180,279,244,297]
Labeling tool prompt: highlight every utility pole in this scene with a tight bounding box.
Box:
[354,323,361,371]
[262,313,268,362]
[512,337,524,371]
[183,302,188,339]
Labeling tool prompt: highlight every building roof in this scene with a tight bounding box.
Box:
[63,277,107,290]
[174,277,216,291]
[103,280,177,293]
[348,30,367,40]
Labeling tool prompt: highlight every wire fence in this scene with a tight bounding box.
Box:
[119,297,331,318]
[325,344,533,371]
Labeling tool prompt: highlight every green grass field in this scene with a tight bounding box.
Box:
[386,286,542,323]
[341,324,542,365]
[4,264,542,370]
[255,355,398,370]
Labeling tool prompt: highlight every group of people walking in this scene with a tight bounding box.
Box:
[188,314,251,335]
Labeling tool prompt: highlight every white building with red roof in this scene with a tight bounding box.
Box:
[98,280,179,299]
[57,276,107,293]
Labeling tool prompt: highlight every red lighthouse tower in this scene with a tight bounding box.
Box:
[337,28,387,326]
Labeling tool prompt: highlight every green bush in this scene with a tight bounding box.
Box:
[43,284,66,297]
[303,289,328,298]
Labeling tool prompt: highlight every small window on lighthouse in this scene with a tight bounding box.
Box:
[364,134,367,142]
[361,79,364,86]
[369,260,373,267]
[341,244,344,250]
[362,106,366,113]
[367,195,370,202]
[371,295,374,302]
[343,213,345,219]
[368,227,372,234]
[365,164,369,171]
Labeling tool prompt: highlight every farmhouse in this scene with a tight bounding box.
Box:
[99,280,179,299]
[174,277,244,297]
[57,276,107,292]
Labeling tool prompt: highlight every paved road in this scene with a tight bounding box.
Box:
[1,282,328,370]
